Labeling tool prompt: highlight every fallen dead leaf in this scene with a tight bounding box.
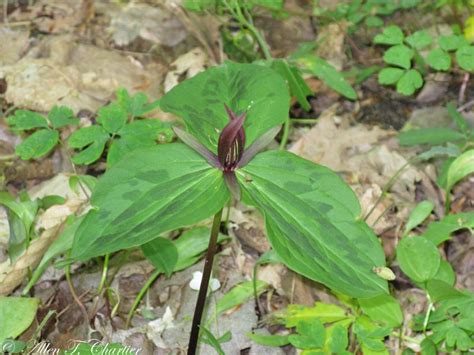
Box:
[164,47,209,93]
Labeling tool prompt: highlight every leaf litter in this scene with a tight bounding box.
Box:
[0,0,473,353]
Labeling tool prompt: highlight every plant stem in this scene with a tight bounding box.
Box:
[97,253,110,296]
[279,119,291,150]
[126,268,161,328]
[423,293,434,334]
[188,208,223,355]
[290,118,319,124]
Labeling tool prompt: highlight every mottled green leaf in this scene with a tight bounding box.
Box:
[383,45,414,69]
[141,237,178,277]
[238,151,388,298]
[7,110,48,131]
[15,129,59,159]
[396,236,440,283]
[298,55,357,99]
[48,106,78,129]
[160,62,290,152]
[0,297,39,341]
[107,136,155,167]
[374,26,404,45]
[71,144,229,260]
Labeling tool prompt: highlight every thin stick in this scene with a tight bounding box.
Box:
[187,208,223,355]
[65,253,91,324]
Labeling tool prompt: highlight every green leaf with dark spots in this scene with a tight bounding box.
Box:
[71,144,229,260]
[237,151,388,298]
[160,62,290,152]
[15,129,59,159]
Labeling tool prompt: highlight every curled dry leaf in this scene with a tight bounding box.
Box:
[0,174,88,295]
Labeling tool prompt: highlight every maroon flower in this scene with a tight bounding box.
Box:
[173,104,280,200]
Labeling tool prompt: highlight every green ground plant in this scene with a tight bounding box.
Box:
[375,25,474,95]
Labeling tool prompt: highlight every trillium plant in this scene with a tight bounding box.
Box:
[71,62,390,353]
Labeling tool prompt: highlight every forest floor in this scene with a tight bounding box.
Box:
[0,1,473,354]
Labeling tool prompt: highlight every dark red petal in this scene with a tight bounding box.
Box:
[237,125,281,168]
[173,127,222,169]
[217,112,246,166]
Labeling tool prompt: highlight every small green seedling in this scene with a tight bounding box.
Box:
[7,106,78,160]
[68,88,171,166]
[375,26,474,95]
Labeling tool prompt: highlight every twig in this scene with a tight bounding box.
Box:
[65,253,91,324]
[458,73,470,105]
